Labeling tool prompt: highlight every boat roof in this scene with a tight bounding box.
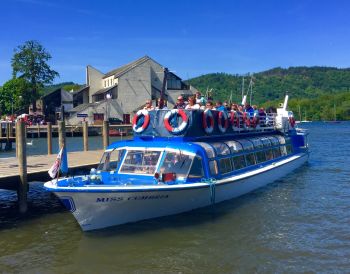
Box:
[107,138,203,154]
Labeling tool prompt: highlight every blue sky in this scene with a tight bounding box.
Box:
[0,0,349,85]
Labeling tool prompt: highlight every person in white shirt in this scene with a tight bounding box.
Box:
[185,96,200,110]
[143,100,155,111]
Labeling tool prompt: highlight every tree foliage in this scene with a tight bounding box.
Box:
[187,66,350,120]
[11,40,59,110]
[0,78,31,115]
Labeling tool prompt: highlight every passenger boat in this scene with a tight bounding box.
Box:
[44,96,309,231]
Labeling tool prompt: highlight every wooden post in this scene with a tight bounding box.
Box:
[37,124,40,138]
[9,122,13,137]
[17,121,27,213]
[83,121,89,151]
[47,122,52,155]
[16,122,19,158]
[5,123,11,150]
[58,121,66,150]
[103,120,109,150]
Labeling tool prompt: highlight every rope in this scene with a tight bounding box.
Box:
[202,178,217,204]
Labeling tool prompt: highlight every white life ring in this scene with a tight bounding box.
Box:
[202,109,214,134]
[164,109,189,134]
[218,111,228,133]
[132,109,150,133]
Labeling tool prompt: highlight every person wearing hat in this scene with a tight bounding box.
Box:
[173,96,186,109]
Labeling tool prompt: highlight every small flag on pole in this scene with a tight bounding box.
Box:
[48,146,68,179]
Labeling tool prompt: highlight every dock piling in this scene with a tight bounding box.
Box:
[17,121,28,213]
[58,121,66,149]
[103,121,109,150]
[47,122,52,155]
[83,121,89,151]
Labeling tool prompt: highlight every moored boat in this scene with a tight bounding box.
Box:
[44,96,309,231]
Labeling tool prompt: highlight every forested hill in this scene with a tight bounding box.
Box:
[187,66,350,104]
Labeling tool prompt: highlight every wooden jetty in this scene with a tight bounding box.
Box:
[0,150,103,190]
[0,120,118,213]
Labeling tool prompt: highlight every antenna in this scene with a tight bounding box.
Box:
[248,76,254,105]
[241,77,245,102]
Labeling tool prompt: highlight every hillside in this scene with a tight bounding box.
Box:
[187,66,350,120]
[187,67,350,103]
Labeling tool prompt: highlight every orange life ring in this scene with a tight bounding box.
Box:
[132,109,150,133]
[218,111,229,133]
[164,109,189,134]
[202,109,214,134]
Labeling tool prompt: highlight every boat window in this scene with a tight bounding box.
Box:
[211,142,230,156]
[260,137,271,147]
[285,137,291,145]
[219,157,233,174]
[237,139,254,151]
[250,138,263,149]
[119,150,161,175]
[276,135,286,145]
[188,156,204,179]
[193,142,215,158]
[225,141,243,154]
[232,155,246,170]
[98,149,125,171]
[273,147,281,158]
[159,151,194,179]
[266,149,274,160]
[256,151,266,163]
[268,136,280,146]
[245,153,256,166]
[209,160,218,175]
[280,145,288,156]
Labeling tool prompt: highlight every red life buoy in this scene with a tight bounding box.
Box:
[132,109,150,133]
[230,111,240,128]
[218,111,229,133]
[289,116,296,128]
[202,109,214,134]
[164,109,189,134]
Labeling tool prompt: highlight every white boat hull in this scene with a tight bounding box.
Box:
[47,153,308,231]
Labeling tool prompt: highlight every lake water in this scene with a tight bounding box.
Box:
[0,123,350,273]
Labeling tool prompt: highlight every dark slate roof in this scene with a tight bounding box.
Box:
[72,85,89,95]
[92,85,116,96]
[103,55,156,79]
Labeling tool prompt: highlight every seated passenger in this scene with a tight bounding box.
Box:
[244,103,254,116]
[195,91,206,106]
[156,98,168,110]
[144,100,155,111]
[205,101,214,110]
[174,96,186,109]
[258,107,267,126]
[215,101,226,112]
[185,96,200,110]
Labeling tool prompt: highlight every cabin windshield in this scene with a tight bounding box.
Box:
[159,151,196,180]
[97,149,125,171]
[119,150,162,175]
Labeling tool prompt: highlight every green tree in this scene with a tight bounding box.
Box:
[0,78,31,115]
[11,40,59,111]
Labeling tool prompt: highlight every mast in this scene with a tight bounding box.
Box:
[241,77,245,102]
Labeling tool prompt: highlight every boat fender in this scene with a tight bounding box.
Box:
[164,109,189,134]
[289,116,296,128]
[218,111,229,133]
[202,109,214,134]
[132,109,150,133]
[230,111,240,128]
